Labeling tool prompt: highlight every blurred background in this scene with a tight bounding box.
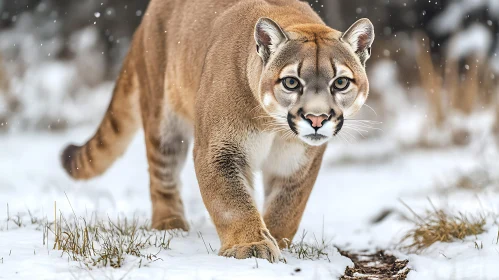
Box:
[1,0,498,148]
[1,1,499,277]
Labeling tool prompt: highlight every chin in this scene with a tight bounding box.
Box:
[298,134,330,146]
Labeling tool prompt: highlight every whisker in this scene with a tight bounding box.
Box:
[350,126,383,132]
[362,104,378,117]
[341,130,357,142]
[340,134,350,144]
[343,126,367,138]
[262,123,291,135]
[281,132,291,140]
[344,123,378,130]
[343,124,369,132]
[265,123,289,130]
[337,133,350,144]
[343,123,383,131]
[344,119,382,124]
[351,129,367,138]
[252,112,288,122]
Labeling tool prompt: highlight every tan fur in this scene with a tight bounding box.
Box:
[61,0,374,262]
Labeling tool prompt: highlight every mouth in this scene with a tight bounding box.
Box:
[299,132,330,146]
[303,133,328,141]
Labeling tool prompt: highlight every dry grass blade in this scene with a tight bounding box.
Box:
[401,206,486,252]
[414,32,445,127]
[0,51,10,93]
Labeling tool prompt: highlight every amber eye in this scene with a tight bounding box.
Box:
[333,77,351,91]
[282,77,301,91]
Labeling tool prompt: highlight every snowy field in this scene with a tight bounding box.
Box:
[2,0,499,279]
[1,125,499,280]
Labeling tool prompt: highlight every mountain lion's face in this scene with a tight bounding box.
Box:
[255,18,374,146]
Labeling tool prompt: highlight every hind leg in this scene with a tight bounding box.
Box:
[131,25,190,230]
[143,107,191,231]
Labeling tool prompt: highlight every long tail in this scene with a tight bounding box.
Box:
[61,54,141,180]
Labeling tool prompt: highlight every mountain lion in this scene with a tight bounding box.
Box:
[61,0,374,262]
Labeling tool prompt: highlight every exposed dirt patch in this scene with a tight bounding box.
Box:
[338,250,409,280]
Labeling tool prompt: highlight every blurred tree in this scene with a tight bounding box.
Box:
[1,0,497,75]
[0,0,149,78]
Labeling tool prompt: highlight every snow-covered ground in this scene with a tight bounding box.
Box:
[1,126,499,279]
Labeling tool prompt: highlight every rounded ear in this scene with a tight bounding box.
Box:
[341,18,375,66]
[254,18,288,64]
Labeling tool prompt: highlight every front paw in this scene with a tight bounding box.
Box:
[220,229,281,263]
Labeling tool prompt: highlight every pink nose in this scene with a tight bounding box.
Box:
[305,114,329,128]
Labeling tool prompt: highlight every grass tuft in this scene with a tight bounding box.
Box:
[3,204,49,232]
[284,230,332,261]
[51,214,178,269]
[3,202,182,269]
[401,201,486,252]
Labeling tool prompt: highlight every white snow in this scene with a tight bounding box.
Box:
[1,116,499,279]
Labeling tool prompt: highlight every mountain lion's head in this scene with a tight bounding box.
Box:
[254,18,374,146]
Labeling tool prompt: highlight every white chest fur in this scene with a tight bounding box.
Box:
[245,132,275,170]
[263,137,308,177]
[246,133,308,177]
